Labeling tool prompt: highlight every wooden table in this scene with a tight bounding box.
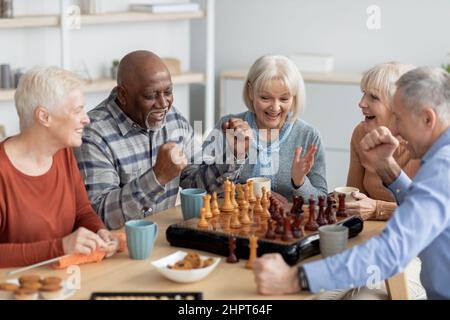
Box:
[0,206,389,300]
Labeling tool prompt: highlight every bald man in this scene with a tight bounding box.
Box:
[74,51,250,229]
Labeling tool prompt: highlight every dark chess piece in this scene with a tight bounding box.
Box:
[278,207,285,219]
[282,217,294,241]
[272,201,280,218]
[316,195,328,226]
[269,198,276,216]
[305,196,319,231]
[336,193,348,217]
[275,216,284,235]
[226,236,239,263]
[326,196,337,224]
[290,195,304,216]
[292,215,304,238]
[265,219,276,240]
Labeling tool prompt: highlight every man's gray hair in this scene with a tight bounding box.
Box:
[396,67,450,122]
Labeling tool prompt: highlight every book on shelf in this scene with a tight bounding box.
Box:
[288,53,335,73]
[130,2,200,13]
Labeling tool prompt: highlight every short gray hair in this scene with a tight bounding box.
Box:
[396,67,450,122]
[361,61,416,108]
[243,55,305,121]
[14,66,83,131]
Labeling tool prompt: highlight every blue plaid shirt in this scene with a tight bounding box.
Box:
[75,89,243,229]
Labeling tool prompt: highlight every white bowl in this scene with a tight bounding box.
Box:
[151,251,220,283]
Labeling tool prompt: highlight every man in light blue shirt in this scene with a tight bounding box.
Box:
[253,67,450,299]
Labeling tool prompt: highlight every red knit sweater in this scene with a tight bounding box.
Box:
[0,141,105,267]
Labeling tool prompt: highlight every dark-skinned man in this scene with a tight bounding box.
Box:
[74,50,251,229]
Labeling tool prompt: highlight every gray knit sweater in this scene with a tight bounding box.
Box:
[181,111,328,200]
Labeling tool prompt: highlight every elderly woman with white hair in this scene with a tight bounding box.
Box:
[182,54,327,200]
[0,67,119,267]
[346,62,421,221]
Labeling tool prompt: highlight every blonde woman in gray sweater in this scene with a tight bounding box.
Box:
[181,55,327,201]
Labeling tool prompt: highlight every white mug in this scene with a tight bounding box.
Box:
[334,186,359,202]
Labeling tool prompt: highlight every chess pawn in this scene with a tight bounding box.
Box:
[292,215,304,238]
[266,189,271,200]
[220,178,234,213]
[270,201,281,220]
[247,202,254,221]
[326,196,337,224]
[231,208,241,229]
[278,207,286,219]
[221,214,232,231]
[275,216,284,235]
[236,184,245,207]
[265,219,276,240]
[262,187,271,212]
[269,199,276,217]
[211,192,221,217]
[226,236,239,263]
[203,194,213,219]
[261,187,267,202]
[253,196,263,216]
[240,202,252,225]
[243,184,249,201]
[316,196,328,226]
[246,180,256,204]
[261,192,271,219]
[197,208,209,228]
[282,218,294,241]
[245,235,258,269]
[305,197,319,231]
[242,184,254,219]
[336,193,348,217]
[231,183,239,209]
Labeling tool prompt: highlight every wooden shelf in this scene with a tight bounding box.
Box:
[221,69,362,85]
[0,11,205,29]
[0,15,59,28]
[81,11,205,25]
[0,72,205,102]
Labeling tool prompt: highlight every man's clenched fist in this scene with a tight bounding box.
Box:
[153,142,187,185]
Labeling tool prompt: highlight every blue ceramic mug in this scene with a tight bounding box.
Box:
[125,220,158,260]
[180,188,206,220]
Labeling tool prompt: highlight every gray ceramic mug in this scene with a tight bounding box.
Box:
[319,225,349,258]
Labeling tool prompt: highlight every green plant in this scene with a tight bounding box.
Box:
[112,59,119,67]
[442,63,450,73]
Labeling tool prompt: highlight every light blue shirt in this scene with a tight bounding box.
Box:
[303,128,450,300]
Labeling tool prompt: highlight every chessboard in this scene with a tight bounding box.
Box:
[166,178,364,265]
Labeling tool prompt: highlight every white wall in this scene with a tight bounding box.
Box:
[192,0,450,191]
[2,0,449,190]
[212,0,449,72]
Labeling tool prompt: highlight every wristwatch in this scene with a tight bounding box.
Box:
[297,266,310,292]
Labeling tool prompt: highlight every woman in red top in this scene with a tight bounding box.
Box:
[0,66,118,267]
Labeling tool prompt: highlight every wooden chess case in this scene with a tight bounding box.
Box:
[166,216,363,265]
